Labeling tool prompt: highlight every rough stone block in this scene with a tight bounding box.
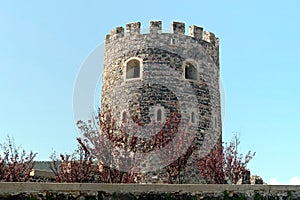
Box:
[189,25,203,40]
[150,21,162,34]
[171,21,185,34]
[126,22,141,35]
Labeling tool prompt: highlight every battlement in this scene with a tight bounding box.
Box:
[105,21,218,46]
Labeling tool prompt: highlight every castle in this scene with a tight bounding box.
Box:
[100,21,222,183]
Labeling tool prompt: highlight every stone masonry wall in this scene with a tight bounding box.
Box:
[100,21,222,184]
[1,183,300,200]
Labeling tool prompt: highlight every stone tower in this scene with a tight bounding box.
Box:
[100,21,222,183]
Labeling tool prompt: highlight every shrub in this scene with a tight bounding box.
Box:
[0,136,37,182]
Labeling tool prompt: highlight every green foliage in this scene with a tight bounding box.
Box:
[223,191,247,200]
[254,192,263,200]
[162,193,171,200]
[112,192,118,200]
[223,190,230,199]
[287,191,293,199]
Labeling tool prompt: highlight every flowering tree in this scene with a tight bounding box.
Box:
[76,109,143,183]
[0,136,37,182]
[152,113,195,184]
[223,134,256,184]
[197,145,226,184]
[49,138,95,183]
[197,134,255,184]
[76,108,196,184]
[162,145,194,184]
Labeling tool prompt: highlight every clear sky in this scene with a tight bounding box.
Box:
[0,1,299,184]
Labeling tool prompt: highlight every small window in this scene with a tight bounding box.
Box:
[170,38,176,45]
[122,111,127,123]
[126,59,140,79]
[215,117,217,129]
[184,62,197,80]
[157,109,162,121]
[191,112,195,123]
[153,106,165,123]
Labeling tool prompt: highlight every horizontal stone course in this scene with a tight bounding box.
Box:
[1,183,300,199]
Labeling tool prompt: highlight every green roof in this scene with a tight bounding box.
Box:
[33,161,52,171]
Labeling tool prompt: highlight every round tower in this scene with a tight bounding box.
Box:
[100,21,222,183]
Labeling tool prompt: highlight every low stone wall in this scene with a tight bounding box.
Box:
[29,170,55,182]
[0,183,299,199]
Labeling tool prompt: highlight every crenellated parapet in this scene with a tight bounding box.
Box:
[105,21,218,45]
[171,21,185,34]
[126,22,141,35]
[106,26,124,41]
[105,21,219,66]
[150,21,162,34]
[189,25,203,40]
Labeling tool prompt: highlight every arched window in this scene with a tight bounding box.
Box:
[126,59,140,79]
[184,62,197,80]
[191,112,195,123]
[157,109,162,122]
[153,106,165,123]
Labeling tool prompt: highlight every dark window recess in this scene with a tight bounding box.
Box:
[191,112,195,123]
[185,63,197,80]
[126,59,140,79]
[122,111,127,123]
[157,109,162,121]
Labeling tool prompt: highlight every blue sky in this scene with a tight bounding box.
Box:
[1,1,300,184]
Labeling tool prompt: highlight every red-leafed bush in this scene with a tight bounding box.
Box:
[74,108,194,183]
[197,134,255,184]
[50,106,256,184]
[223,134,256,184]
[76,110,142,183]
[197,145,226,184]
[50,138,95,183]
[0,136,37,182]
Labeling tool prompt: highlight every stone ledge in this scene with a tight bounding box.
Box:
[1,183,300,194]
[30,169,55,179]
